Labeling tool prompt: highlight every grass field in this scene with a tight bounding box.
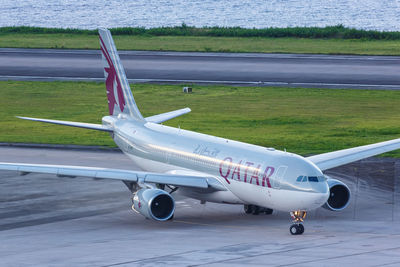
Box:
[1,33,400,55]
[2,26,399,55]
[2,25,400,39]
[1,81,399,157]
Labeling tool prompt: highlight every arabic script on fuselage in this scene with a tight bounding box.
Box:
[193,144,220,158]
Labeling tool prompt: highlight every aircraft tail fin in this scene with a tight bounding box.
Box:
[98,28,144,120]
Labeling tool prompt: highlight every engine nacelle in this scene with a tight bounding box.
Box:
[132,188,175,221]
[322,178,351,211]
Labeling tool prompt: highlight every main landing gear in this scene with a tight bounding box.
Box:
[290,210,306,235]
[244,205,273,215]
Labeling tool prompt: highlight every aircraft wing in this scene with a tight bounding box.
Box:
[307,138,400,171]
[0,162,226,191]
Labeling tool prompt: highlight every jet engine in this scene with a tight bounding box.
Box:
[132,188,175,221]
[322,178,351,211]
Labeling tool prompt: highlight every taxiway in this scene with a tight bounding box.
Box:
[0,146,399,266]
[1,48,400,89]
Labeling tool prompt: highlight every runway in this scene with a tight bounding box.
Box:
[0,146,399,266]
[1,48,400,89]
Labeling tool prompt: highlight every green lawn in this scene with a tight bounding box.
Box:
[1,33,400,55]
[1,81,399,157]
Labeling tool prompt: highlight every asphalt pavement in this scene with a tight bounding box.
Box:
[0,146,399,266]
[1,48,400,89]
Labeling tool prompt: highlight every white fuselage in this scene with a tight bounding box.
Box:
[107,116,330,212]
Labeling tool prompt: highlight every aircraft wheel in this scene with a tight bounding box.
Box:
[265,208,273,215]
[244,205,253,214]
[290,224,298,235]
[298,224,304,234]
[290,224,303,235]
[252,205,260,215]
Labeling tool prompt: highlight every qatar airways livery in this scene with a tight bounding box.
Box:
[1,29,399,235]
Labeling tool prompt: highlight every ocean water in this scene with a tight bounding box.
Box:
[1,0,400,31]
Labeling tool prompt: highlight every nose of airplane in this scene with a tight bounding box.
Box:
[311,177,329,194]
[313,180,330,206]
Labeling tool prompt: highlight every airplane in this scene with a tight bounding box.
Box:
[1,28,399,235]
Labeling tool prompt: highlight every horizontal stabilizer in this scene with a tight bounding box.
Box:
[308,137,400,170]
[17,116,113,132]
[145,108,191,124]
[0,162,226,190]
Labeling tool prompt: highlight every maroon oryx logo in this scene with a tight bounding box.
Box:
[100,36,126,115]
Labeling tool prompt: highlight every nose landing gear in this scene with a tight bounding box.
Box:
[290,210,306,235]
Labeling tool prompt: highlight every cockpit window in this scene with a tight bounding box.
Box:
[296,175,325,183]
[308,176,318,182]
